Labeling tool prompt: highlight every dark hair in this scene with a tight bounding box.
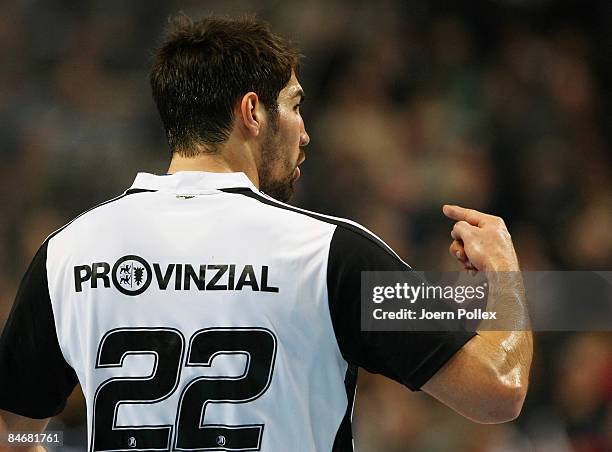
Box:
[150,14,300,155]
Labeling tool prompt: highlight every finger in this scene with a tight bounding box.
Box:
[450,242,474,270]
[450,242,476,270]
[448,239,477,269]
[449,240,467,261]
[443,204,491,227]
[451,220,477,242]
[460,255,475,269]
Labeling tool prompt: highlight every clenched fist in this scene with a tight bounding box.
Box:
[443,204,520,272]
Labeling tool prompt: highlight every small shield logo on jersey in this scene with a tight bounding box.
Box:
[112,255,152,296]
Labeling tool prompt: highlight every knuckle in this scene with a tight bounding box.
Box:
[458,220,470,232]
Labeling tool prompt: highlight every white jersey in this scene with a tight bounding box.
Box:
[0,171,474,452]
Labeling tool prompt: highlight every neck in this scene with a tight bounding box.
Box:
[167,138,260,188]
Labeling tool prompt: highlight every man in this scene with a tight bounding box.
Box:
[0,15,532,452]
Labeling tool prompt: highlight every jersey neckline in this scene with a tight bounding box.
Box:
[129,171,258,194]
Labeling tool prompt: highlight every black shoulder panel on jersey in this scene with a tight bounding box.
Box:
[0,241,78,418]
[327,226,476,391]
[219,187,407,266]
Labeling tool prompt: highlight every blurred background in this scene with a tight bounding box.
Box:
[1,0,611,450]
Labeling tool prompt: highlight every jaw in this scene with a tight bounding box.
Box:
[259,163,297,202]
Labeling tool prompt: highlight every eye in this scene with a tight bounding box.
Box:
[294,102,303,112]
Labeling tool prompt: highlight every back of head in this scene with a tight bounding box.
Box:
[150,14,300,156]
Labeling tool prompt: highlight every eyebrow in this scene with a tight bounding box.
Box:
[291,88,305,102]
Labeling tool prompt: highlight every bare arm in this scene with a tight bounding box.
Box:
[0,410,49,452]
[422,205,533,424]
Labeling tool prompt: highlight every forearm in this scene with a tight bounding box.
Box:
[423,273,533,423]
[477,271,533,392]
[424,330,531,423]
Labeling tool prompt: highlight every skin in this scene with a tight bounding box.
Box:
[0,411,48,452]
[422,205,533,423]
[0,74,533,444]
[168,71,309,201]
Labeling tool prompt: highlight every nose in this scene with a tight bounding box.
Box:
[300,130,310,147]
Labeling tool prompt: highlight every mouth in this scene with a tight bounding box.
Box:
[293,153,305,180]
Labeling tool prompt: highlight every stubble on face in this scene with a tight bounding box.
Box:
[258,115,298,202]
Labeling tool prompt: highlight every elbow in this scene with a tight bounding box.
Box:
[474,346,531,424]
[477,381,528,424]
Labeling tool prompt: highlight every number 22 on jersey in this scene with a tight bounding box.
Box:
[92,327,277,452]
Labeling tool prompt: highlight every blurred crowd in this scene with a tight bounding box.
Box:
[1,0,611,451]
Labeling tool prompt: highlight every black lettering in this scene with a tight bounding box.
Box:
[154,263,175,290]
[184,264,206,290]
[235,265,259,291]
[175,265,183,290]
[91,262,111,288]
[260,266,279,293]
[228,264,236,290]
[74,265,92,292]
[206,265,228,290]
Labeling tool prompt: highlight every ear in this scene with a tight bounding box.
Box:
[236,92,263,138]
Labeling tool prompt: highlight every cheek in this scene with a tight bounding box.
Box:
[278,106,302,140]
[277,119,300,150]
